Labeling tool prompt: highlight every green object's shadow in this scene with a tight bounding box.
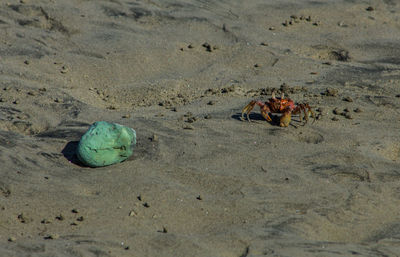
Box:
[62,141,85,167]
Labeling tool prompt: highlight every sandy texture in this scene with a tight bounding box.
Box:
[0,0,400,256]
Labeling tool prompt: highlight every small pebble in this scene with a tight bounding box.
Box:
[129,210,137,216]
[366,6,374,11]
[343,108,350,112]
[24,60,29,65]
[260,42,268,46]
[157,227,168,233]
[187,117,197,123]
[325,88,338,97]
[56,214,65,221]
[143,202,150,208]
[122,114,131,119]
[204,114,211,119]
[76,216,84,222]
[184,112,193,117]
[333,108,340,115]
[343,96,353,102]
[45,234,59,240]
[8,237,16,242]
[17,213,29,223]
[354,108,362,113]
[207,100,215,105]
[268,27,275,31]
[188,44,194,49]
[41,219,51,224]
[60,65,69,74]
[344,113,353,119]
[202,42,212,52]
[196,195,202,200]
[183,124,194,130]
[150,134,158,142]
[332,117,339,121]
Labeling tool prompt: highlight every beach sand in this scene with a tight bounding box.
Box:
[0,0,400,256]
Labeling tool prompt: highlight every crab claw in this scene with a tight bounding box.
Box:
[280,111,291,127]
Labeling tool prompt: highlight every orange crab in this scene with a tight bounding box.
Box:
[241,92,315,127]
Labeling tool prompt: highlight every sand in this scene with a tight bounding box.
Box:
[0,0,400,256]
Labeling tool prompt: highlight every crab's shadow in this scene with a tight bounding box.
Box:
[231,112,281,126]
[232,112,308,127]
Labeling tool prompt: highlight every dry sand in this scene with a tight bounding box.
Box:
[0,0,400,256]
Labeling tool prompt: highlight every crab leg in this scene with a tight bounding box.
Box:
[241,100,257,122]
[292,105,307,125]
[301,104,308,123]
[241,100,272,122]
[305,104,316,124]
[298,107,303,123]
[297,104,316,124]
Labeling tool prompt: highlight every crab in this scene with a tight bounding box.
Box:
[241,92,315,127]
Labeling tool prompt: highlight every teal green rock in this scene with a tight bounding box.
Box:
[77,121,136,167]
